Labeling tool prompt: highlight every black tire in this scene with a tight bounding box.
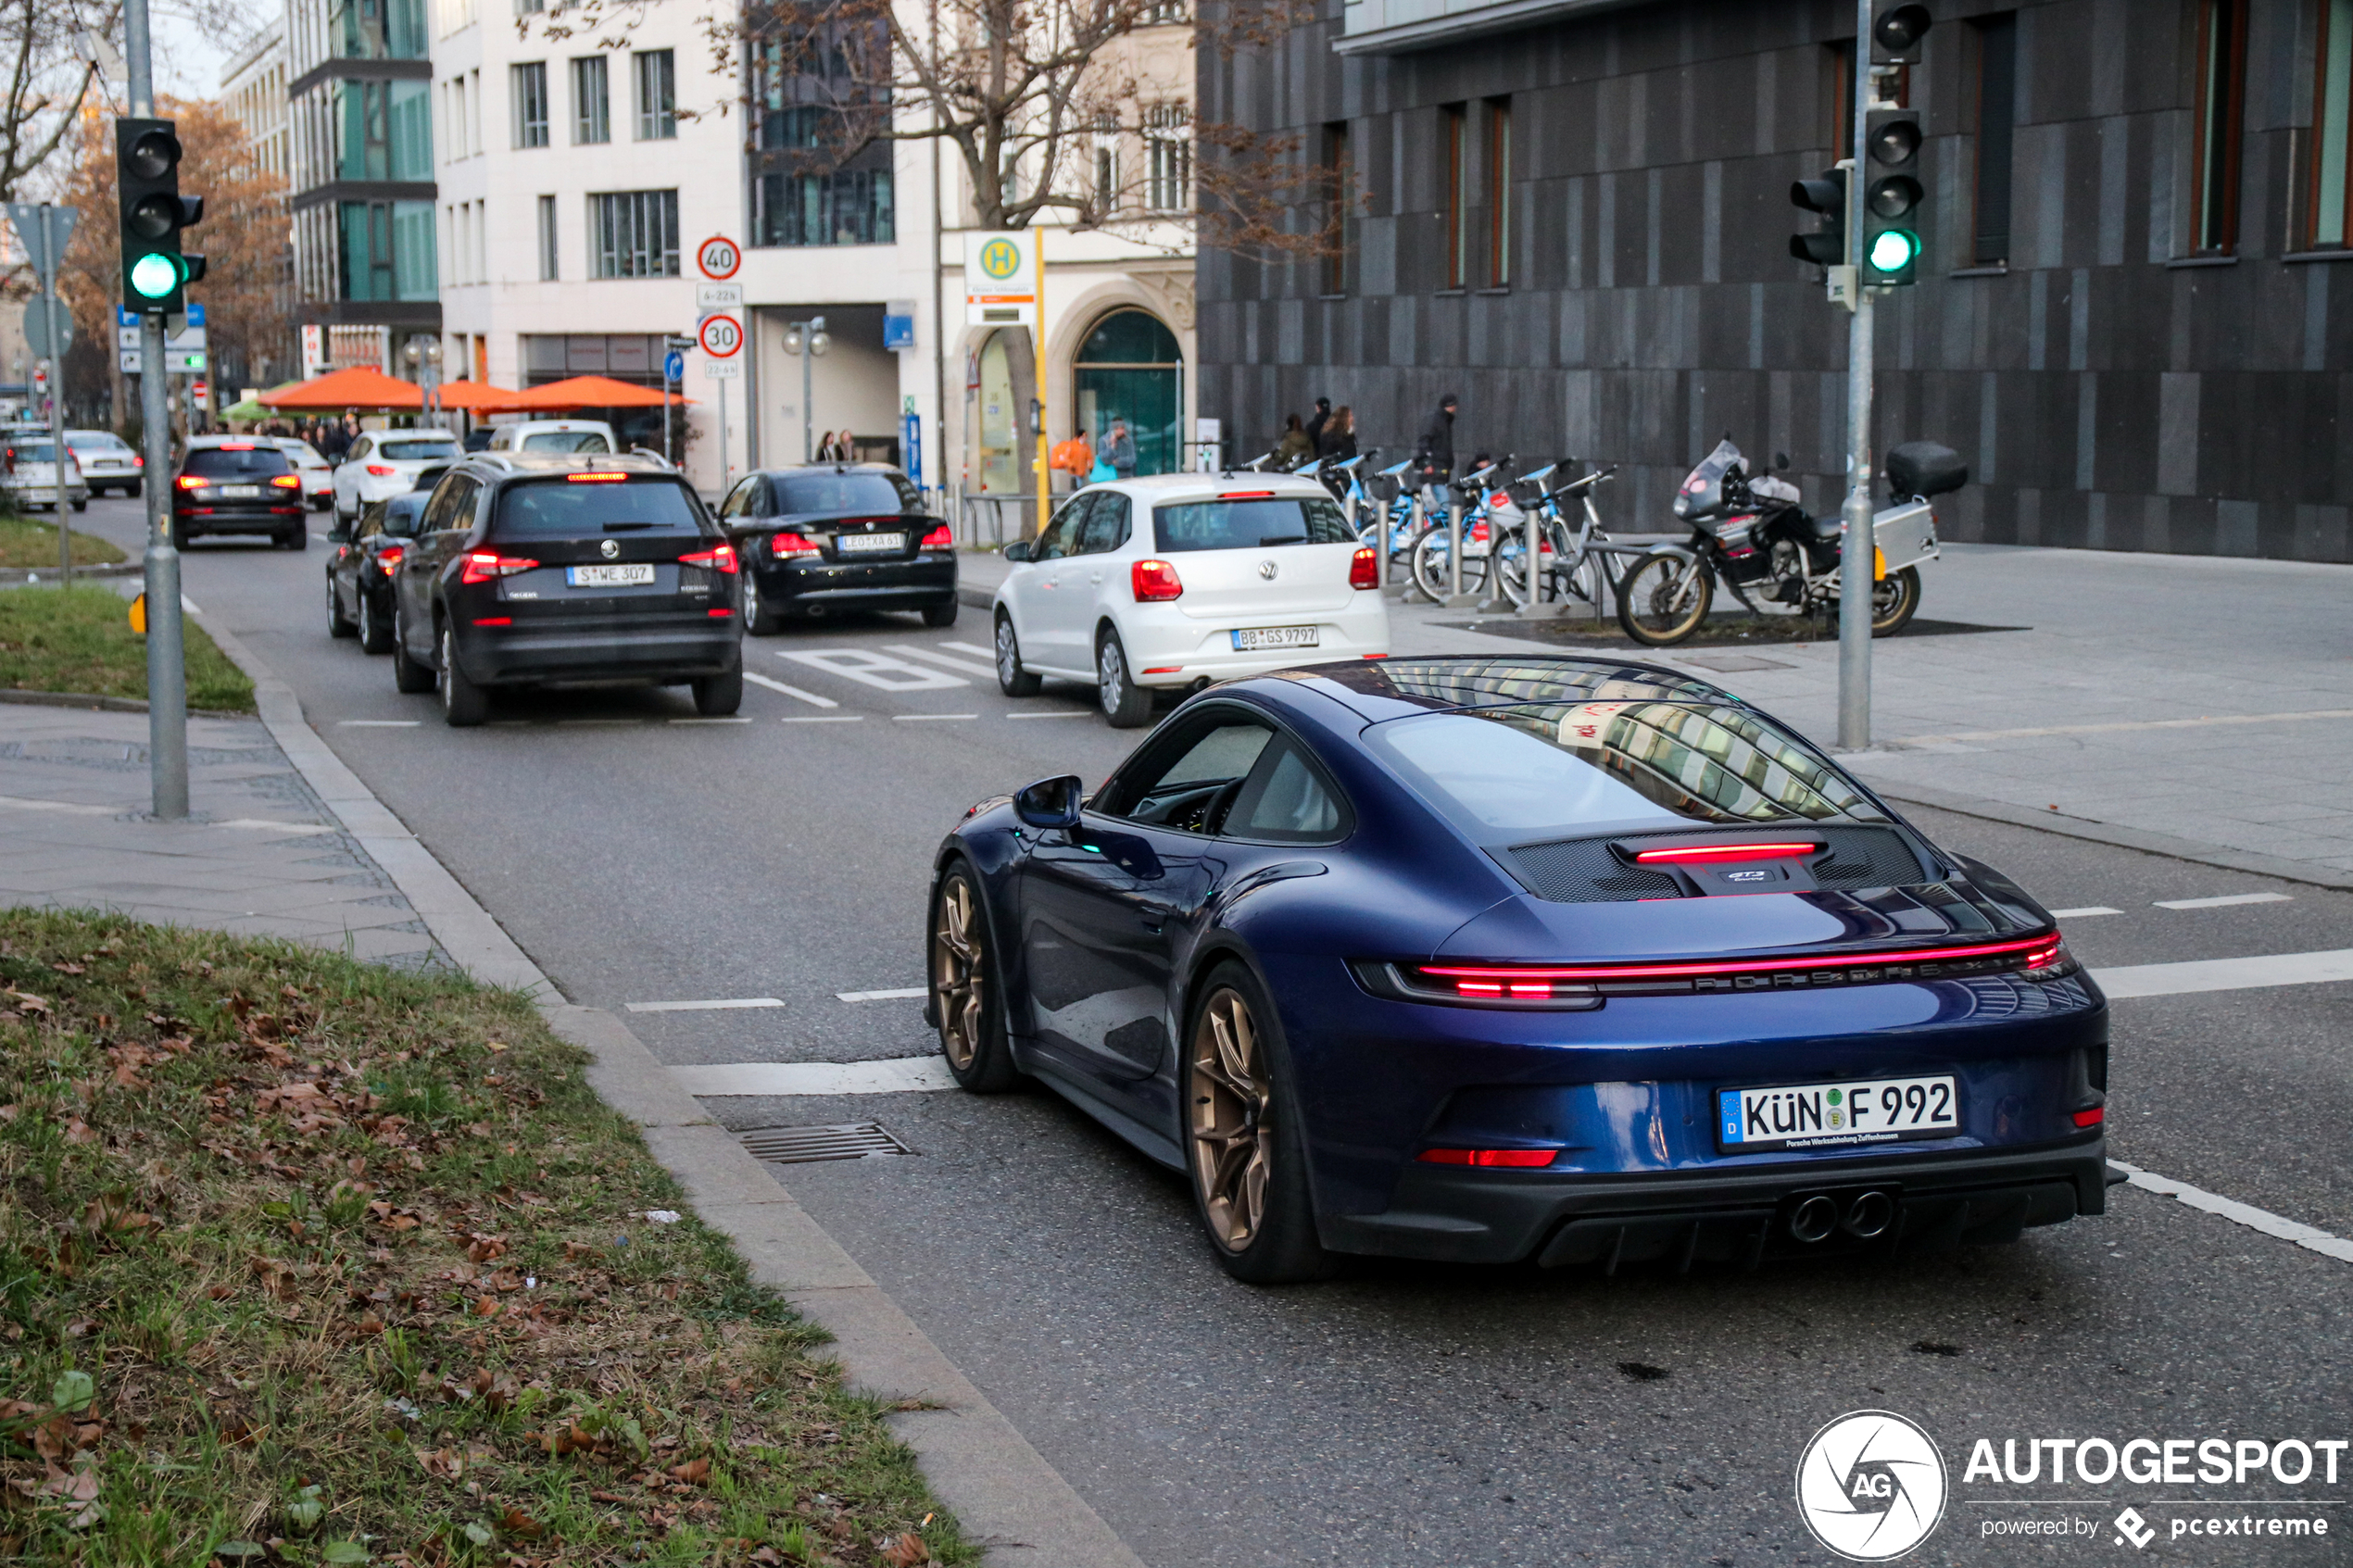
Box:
[438,624,488,726]
[994,613,1041,697]
[930,861,1020,1093]
[921,598,959,628]
[287,528,308,551]
[742,572,781,635]
[1870,565,1922,636]
[1182,962,1338,1285]
[169,515,191,551]
[326,572,358,639]
[692,665,744,716]
[391,607,436,693]
[126,481,142,499]
[1096,628,1154,729]
[359,588,394,655]
[1616,550,1715,646]
[70,497,86,513]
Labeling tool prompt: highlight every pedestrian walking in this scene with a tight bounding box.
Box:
[1051,427,1093,489]
[1304,396,1332,454]
[1102,419,1138,479]
[1319,406,1357,461]
[1416,393,1458,489]
[1277,414,1315,469]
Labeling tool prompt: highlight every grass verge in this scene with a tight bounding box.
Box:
[0,518,126,570]
[0,910,969,1566]
[0,584,254,712]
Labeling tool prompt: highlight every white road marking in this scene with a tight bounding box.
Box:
[673,1056,959,1096]
[886,643,1001,678]
[2110,1160,2353,1265]
[778,647,968,691]
[182,596,200,613]
[893,713,976,721]
[744,671,837,707]
[2094,947,2353,999]
[624,997,786,1013]
[837,986,928,1002]
[671,717,754,725]
[939,642,998,660]
[2051,907,2123,918]
[0,795,113,816]
[1008,709,1092,720]
[2154,892,2294,910]
[339,720,422,727]
[781,715,864,723]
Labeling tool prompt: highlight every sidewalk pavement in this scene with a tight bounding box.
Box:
[957,541,2353,884]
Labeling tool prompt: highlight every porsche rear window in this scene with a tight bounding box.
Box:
[1371,701,1891,840]
[491,477,706,538]
[1153,497,1353,553]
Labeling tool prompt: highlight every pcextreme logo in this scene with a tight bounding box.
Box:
[1795,1411,1950,1561]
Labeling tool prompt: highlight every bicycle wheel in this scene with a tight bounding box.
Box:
[1617,551,1715,646]
[1409,526,1452,600]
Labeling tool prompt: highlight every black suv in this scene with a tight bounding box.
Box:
[387,453,743,726]
[714,464,957,633]
[173,436,308,549]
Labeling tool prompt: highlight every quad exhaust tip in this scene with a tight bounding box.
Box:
[1789,1190,1894,1243]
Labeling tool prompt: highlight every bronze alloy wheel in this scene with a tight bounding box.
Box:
[933,874,987,1072]
[1189,985,1275,1251]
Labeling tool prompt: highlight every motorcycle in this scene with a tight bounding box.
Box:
[1615,437,1965,647]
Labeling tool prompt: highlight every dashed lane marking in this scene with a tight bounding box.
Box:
[2110,1160,2353,1265]
[672,1056,958,1096]
[625,997,785,1013]
[2051,907,2122,918]
[1008,709,1092,720]
[885,643,1001,678]
[672,717,754,725]
[2154,892,2295,909]
[744,671,837,707]
[893,713,975,721]
[339,720,422,727]
[777,648,968,691]
[837,987,928,1002]
[2094,947,2353,999]
[781,715,864,722]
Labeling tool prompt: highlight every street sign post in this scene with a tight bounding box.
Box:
[696,282,743,315]
[698,313,743,359]
[663,349,686,383]
[23,305,71,359]
[7,203,80,583]
[963,231,1038,327]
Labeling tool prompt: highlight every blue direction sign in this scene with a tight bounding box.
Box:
[663,350,686,383]
[120,304,205,327]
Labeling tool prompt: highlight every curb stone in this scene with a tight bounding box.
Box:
[195,608,1149,1568]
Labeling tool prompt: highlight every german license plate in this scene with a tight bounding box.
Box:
[221,485,260,498]
[1231,625,1318,651]
[1717,1074,1958,1151]
[835,533,904,554]
[567,563,654,587]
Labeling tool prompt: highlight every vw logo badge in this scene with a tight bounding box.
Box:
[1258,560,1278,580]
[599,539,621,558]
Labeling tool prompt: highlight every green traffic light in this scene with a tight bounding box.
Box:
[129,251,181,300]
[1868,230,1919,273]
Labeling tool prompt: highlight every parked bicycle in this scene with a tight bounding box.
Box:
[1407,456,1515,602]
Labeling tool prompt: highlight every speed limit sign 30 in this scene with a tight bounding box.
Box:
[696,235,741,280]
[698,314,743,358]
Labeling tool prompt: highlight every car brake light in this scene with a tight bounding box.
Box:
[1411,934,2070,988]
[680,542,739,574]
[1417,1148,1558,1168]
[2070,1106,2105,1128]
[459,551,539,584]
[378,545,405,574]
[271,474,301,489]
[568,472,629,483]
[709,607,734,617]
[220,442,256,450]
[1132,558,1183,601]
[1631,842,1818,864]
[134,456,145,467]
[773,532,821,557]
[1221,490,1275,499]
[1349,546,1379,589]
[175,474,207,490]
[921,523,954,548]
[365,464,397,477]
[472,617,512,626]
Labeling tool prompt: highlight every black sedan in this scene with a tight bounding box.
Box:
[325,491,429,654]
[172,437,308,549]
[715,464,957,633]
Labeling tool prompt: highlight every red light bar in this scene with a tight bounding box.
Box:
[1220,490,1276,499]
[1418,934,2064,985]
[220,442,256,450]
[1632,841,1818,864]
[2070,1107,2105,1128]
[472,617,512,626]
[1141,666,1183,674]
[568,472,629,483]
[1417,1148,1559,1169]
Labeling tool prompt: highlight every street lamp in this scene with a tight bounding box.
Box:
[781,315,829,463]
[402,335,444,425]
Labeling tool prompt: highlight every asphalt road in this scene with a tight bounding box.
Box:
[83,494,2353,1564]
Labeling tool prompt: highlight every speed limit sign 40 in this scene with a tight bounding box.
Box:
[697,235,741,280]
[698,313,743,358]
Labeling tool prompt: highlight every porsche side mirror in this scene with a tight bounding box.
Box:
[1013,774,1084,831]
[1003,540,1033,563]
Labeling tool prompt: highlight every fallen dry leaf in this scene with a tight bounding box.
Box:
[667,1457,710,1486]
[879,1533,932,1566]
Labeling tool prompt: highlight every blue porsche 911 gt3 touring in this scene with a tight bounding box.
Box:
[925,655,2109,1283]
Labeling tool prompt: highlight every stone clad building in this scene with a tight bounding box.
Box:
[1197,0,2352,560]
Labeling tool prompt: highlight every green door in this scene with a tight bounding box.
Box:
[1072,309,1182,477]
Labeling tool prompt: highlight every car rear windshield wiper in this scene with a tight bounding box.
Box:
[601,521,659,532]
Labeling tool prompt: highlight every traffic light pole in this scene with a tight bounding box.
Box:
[124,0,187,819]
[1836,0,1878,753]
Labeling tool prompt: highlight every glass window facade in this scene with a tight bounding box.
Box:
[573,56,610,144]
[328,0,428,59]
[748,15,892,246]
[331,77,433,181]
[338,198,439,300]
[589,190,679,277]
[754,169,892,246]
[514,62,548,147]
[634,49,675,140]
[2313,0,2352,247]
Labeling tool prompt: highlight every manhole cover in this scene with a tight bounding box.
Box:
[740,1123,912,1164]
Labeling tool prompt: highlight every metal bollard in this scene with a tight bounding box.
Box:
[1519,498,1558,619]
[1396,491,1424,598]
[1444,495,1476,608]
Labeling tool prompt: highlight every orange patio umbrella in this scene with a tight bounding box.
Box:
[431,379,528,413]
[510,374,694,410]
[257,366,425,411]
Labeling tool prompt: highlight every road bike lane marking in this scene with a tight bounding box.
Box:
[2092,947,2353,997]
[744,671,837,707]
[886,644,1001,678]
[777,648,969,691]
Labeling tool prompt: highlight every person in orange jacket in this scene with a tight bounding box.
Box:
[1050,427,1094,488]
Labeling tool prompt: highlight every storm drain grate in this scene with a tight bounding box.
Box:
[740,1123,913,1164]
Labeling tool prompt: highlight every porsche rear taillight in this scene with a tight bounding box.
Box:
[459,550,539,584]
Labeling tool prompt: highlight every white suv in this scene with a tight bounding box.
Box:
[332,428,462,521]
[991,472,1390,726]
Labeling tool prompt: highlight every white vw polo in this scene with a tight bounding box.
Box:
[990,472,1390,726]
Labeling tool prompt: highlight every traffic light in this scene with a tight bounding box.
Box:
[1869,2,1931,65]
[1859,107,1923,283]
[117,118,206,313]
[1789,169,1848,267]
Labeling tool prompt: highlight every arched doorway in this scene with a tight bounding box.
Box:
[975,333,1023,494]
[1073,309,1182,476]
